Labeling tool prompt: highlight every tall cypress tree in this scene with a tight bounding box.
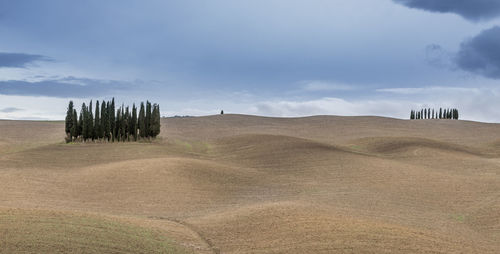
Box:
[131,104,138,141]
[138,102,146,138]
[72,109,78,140]
[78,109,83,140]
[88,100,94,141]
[100,100,106,140]
[105,101,111,141]
[110,98,116,141]
[116,107,122,141]
[124,106,129,141]
[95,100,101,141]
[151,104,161,138]
[65,101,74,139]
[81,103,88,141]
[146,101,152,138]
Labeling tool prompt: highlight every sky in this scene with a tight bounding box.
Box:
[1,0,500,122]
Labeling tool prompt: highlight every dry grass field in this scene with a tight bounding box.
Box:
[1,114,499,253]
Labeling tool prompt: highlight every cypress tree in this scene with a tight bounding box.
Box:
[116,107,122,141]
[95,100,101,141]
[88,100,94,141]
[146,101,152,138]
[100,100,106,140]
[139,102,146,138]
[65,101,74,139]
[124,106,129,141]
[81,103,88,141]
[72,109,78,140]
[153,104,161,137]
[131,104,138,141]
[105,101,111,141]
[110,98,116,141]
[439,108,442,119]
[78,110,83,140]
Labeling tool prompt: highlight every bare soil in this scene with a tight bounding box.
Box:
[1,115,499,253]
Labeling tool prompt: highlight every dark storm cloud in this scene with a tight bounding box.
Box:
[456,26,500,79]
[393,0,500,21]
[0,107,23,113]
[0,52,51,68]
[0,77,133,98]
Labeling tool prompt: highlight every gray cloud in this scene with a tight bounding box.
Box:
[393,0,500,21]
[456,26,500,79]
[0,77,134,98]
[0,107,24,113]
[0,52,51,68]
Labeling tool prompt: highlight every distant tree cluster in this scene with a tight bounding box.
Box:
[410,108,459,120]
[65,98,161,142]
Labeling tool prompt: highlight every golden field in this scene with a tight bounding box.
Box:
[1,115,499,253]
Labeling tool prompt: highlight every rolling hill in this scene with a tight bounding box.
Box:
[1,115,499,253]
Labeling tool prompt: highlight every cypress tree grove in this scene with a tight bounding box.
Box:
[65,99,160,142]
[410,108,459,121]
